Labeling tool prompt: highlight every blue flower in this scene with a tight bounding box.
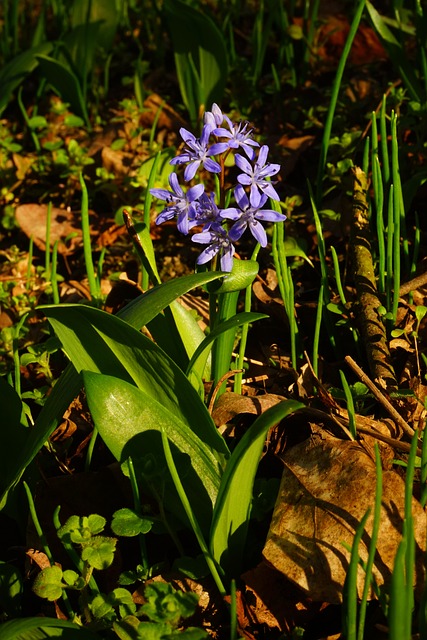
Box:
[221,185,286,247]
[209,115,259,160]
[194,192,223,230]
[170,124,221,181]
[192,223,235,271]
[150,172,204,235]
[235,144,280,206]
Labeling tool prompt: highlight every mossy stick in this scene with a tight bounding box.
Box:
[349,167,397,390]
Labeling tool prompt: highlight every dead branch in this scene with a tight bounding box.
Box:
[349,167,398,391]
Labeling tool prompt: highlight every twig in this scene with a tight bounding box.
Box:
[399,270,427,296]
[349,167,398,390]
[208,370,243,414]
[355,425,421,456]
[345,355,415,439]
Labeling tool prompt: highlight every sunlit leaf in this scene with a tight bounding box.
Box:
[83,371,222,530]
[210,399,304,577]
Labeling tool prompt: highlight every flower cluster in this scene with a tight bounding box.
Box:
[150,104,286,271]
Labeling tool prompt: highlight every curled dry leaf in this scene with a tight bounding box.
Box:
[15,204,82,254]
[212,392,286,428]
[263,427,426,604]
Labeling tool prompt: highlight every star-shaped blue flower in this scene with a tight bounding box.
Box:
[192,223,235,271]
[209,116,259,160]
[150,172,204,235]
[235,144,280,206]
[221,185,286,247]
[170,124,221,181]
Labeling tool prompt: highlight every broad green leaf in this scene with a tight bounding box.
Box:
[170,299,212,380]
[36,55,90,125]
[204,259,259,293]
[0,561,23,618]
[164,0,227,123]
[0,617,100,639]
[0,272,226,506]
[0,42,53,115]
[82,371,222,529]
[186,312,268,383]
[42,304,228,458]
[70,0,119,51]
[62,22,103,86]
[210,399,304,578]
[117,271,225,328]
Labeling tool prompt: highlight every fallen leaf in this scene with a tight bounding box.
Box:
[212,392,286,427]
[26,549,52,571]
[263,427,426,603]
[15,204,83,254]
[140,94,187,132]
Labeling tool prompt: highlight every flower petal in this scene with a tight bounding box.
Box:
[220,246,235,271]
[249,220,267,246]
[255,209,287,222]
[184,160,201,181]
[208,142,229,155]
[203,158,221,174]
[235,153,252,174]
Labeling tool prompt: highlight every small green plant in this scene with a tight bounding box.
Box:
[7,509,207,638]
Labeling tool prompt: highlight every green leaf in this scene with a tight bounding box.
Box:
[118,271,225,329]
[89,593,114,619]
[70,0,119,51]
[111,508,153,536]
[169,628,208,639]
[134,621,171,640]
[169,299,212,380]
[36,54,90,125]
[43,304,228,459]
[82,371,221,530]
[164,0,227,123]
[81,536,117,570]
[0,617,100,639]
[210,399,304,578]
[62,569,81,587]
[282,236,314,267]
[204,259,259,293]
[0,42,53,116]
[0,561,23,618]
[366,1,424,102]
[58,514,106,544]
[32,565,64,601]
[0,272,226,507]
[141,582,198,626]
[186,312,268,383]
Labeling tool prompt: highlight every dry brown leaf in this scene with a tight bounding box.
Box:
[212,392,286,428]
[263,428,426,604]
[278,135,316,177]
[26,549,52,571]
[101,146,133,177]
[242,562,312,635]
[13,153,34,180]
[140,94,187,132]
[15,204,82,254]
